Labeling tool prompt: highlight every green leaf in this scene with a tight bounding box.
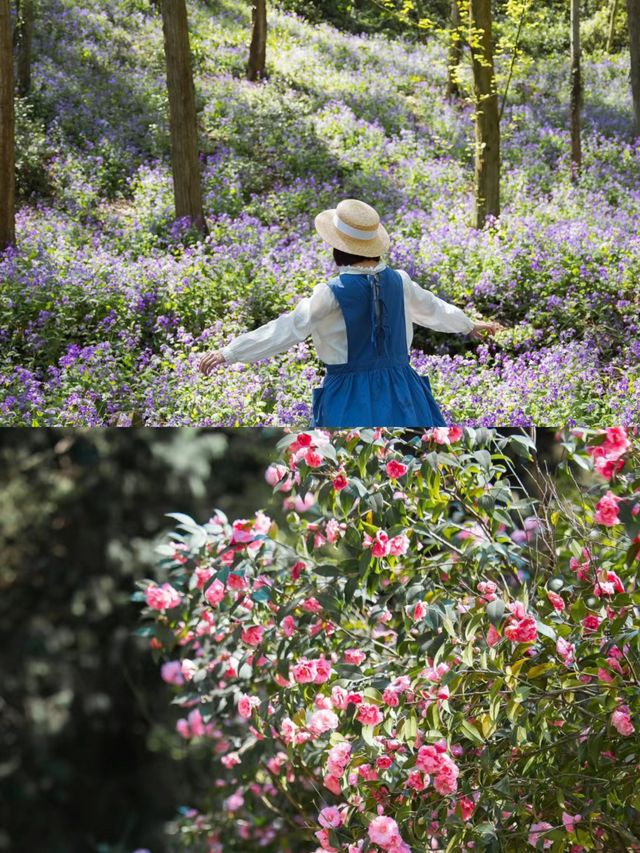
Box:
[459,718,484,745]
[486,598,505,625]
[361,724,377,746]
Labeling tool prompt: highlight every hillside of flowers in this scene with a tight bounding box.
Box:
[136,426,640,851]
[2,0,640,425]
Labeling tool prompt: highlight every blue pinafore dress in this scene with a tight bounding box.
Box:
[311,267,447,428]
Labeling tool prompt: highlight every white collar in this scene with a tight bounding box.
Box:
[337,261,387,275]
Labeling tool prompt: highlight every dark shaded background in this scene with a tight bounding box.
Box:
[0,428,283,853]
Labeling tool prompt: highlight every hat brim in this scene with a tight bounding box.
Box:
[314,209,390,257]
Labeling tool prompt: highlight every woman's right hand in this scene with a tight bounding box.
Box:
[198,351,226,376]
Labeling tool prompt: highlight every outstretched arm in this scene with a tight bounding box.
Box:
[199,283,337,376]
[399,271,503,338]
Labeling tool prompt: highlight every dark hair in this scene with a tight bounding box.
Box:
[333,247,381,267]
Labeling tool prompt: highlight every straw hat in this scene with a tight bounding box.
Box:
[315,198,390,257]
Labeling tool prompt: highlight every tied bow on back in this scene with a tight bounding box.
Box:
[368,272,389,356]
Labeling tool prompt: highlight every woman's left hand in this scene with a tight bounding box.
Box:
[469,320,506,340]
[199,351,226,376]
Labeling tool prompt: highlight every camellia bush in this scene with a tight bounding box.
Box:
[136,427,640,852]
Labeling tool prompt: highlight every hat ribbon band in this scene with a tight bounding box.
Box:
[333,213,378,241]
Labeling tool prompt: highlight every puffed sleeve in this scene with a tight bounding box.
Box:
[221,283,338,364]
[399,270,475,334]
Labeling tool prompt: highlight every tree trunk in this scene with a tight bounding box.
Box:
[16,0,34,97]
[606,0,619,52]
[469,0,500,228]
[0,0,15,251]
[447,0,463,99]
[159,0,208,235]
[570,0,582,181]
[247,0,267,82]
[628,0,640,136]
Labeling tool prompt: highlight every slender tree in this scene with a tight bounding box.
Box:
[16,0,34,96]
[629,0,640,135]
[447,0,463,99]
[570,0,582,181]
[159,0,208,235]
[0,0,15,250]
[247,0,267,82]
[469,0,500,228]
[606,0,619,53]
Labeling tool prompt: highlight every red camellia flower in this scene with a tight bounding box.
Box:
[385,460,408,479]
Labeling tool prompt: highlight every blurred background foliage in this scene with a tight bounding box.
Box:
[0,428,282,853]
[0,427,566,852]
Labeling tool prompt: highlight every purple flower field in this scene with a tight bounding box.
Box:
[2,0,639,425]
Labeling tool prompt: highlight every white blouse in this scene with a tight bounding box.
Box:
[220,262,475,365]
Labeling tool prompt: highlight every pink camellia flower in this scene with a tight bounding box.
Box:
[556,637,576,666]
[594,491,621,526]
[459,796,475,821]
[528,821,553,849]
[333,472,349,491]
[220,751,241,769]
[590,449,625,480]
[547,590,565,612]
[357,704,384,726]
[416,743,445,774]
[305,448,323,468]
[224,790,245,812]
[241,625,264,646]
[562,811,582,832]
[604,426,629,454]
[291,659,316,683]
[386,460,408,479]
[486,624,501,647]
[389,533,410,556]
[293,492,316,513]
[181,659,197,681]
[406,769,426,791]
[195,566,214,589]
[363,529,391,558]
[331,685,348,710]
[368,815,405,850]
[376,755,393,770]
[315,828,339,852]
[227,572,246,591]
[327,741,352,776]
[176,718,190,739]
[611,705,635,736]
[582,614,601,632]
[569,554,591,581]
[265,463,292,490]
[318,806,344,829]
[237,693,259,718]
[594,570,625,597]
[187,708,206,737]
[161,660,185,686]
[504,614,538,643]
[412,600,426,621]
[314,657,333,683]
[477,580,497,601]
[145,582,181,611]
[344,649,366,665]
[324,774,342,795]
[382,688,400,707]
[308,709,339,737]
[205,578,225,607]
[282,615,296,637]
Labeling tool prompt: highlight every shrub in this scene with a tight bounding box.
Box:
[137,426,640,851]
